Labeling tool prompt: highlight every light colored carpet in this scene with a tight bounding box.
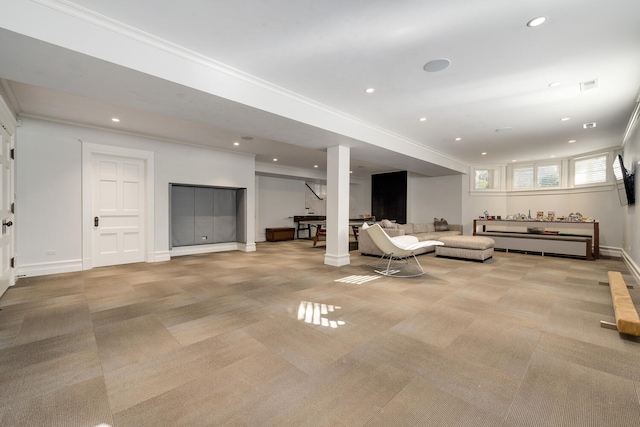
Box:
[0,240,638,426]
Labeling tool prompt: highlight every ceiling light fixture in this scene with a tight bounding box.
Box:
[419,117,427,122]
[111,118,120,122]
[455,137,462,141]
[583,122,596,129]
[233,142,240,146]
[548,81,561,87]
[527,16,547,27]
[365,88,375,93]
[423,58,451,72]
[568,139,576,144]
[481,152,487,156]
[273,158,278,162]
[314,165,318,168]
[560,117,571,121]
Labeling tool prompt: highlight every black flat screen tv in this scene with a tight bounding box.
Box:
[612,154,635,206]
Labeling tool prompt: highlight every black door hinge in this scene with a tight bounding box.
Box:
[10,202,14,214]
[10,257,14,268]
[10,149,14,160]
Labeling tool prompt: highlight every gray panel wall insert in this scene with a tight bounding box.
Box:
[170,184,245,248]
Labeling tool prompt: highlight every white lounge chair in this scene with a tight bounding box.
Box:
[362,223,443,277]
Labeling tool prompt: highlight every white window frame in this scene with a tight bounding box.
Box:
[571,153,610,187]
[471,166,503,191]
[508,161,561,190]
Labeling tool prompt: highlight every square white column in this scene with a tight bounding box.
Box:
[324,145,350,266]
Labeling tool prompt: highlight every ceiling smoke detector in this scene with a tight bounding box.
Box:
[580,79,598,91]
[583,122,597,129]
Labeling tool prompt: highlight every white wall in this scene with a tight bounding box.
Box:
[256,175,305,241]
[408,173,463,226]
[464,184,624,252]
[350,176,372,219]
[622,110,640,279]
[16,117,255,276]
[405,171,624,254]
[255,174,372,241]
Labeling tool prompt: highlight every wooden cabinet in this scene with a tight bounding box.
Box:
[266,227,295,242]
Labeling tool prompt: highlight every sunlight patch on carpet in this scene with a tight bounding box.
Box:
[335,275,381,284]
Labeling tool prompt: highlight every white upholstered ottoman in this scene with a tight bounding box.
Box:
[436,236,495,262]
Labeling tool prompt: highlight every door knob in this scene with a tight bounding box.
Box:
[94,217,99,227]
[4,221,12,227]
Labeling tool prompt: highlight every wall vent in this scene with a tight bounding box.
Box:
[583,122,597,129]
[580,79,598,91]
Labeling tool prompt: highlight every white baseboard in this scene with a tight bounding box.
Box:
[169,242,241,257]
[238,242,257,252]
[324,253,351,266]
[18,259,83,278]
[600,246,623,258]
[154,251,171,262]
[621,249,640,285]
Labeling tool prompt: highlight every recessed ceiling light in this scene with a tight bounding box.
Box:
[111,117,120,122]
[365,88,375,93]
[550,155,556,158]
[481,152,487,156]
[560,117,571,121]
[273,158,278,162]
[419,117,427,122]
[455,137,462,141]
[512,160,517,162]
[527,16,547,27]
[233,142,240,146]
[568,139,576,144]
[423,58,451,72]
[314,165,318,168]
[548,81,561,87]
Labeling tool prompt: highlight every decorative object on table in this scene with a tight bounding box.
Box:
[537,211,544,219]
[548,211,556,220]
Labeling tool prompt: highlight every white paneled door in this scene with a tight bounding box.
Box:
[0,121,14,296]
[92,155,145,267]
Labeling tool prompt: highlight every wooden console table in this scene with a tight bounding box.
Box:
[473,219,599,260]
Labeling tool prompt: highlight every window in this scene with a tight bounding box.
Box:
[537,164,560,187]
[574,154,607,186]
[473,167,501,190]
[511,162,561,190]
[513,166,534,189]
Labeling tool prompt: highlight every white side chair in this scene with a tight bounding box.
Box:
[362,223,443,277]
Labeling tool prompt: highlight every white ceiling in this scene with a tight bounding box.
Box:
[1,0,640,178]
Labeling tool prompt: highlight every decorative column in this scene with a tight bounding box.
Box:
[324,145,350,266]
